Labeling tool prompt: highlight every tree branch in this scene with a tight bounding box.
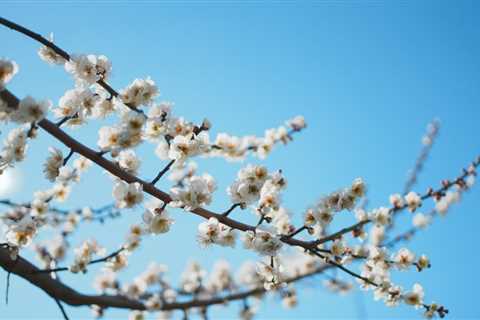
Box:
[0,247,147,310]
[35,248,125,274]
[150,159,175,185]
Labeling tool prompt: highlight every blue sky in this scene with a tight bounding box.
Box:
[1,1,479,319]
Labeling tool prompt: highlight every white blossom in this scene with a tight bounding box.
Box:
[69,239,105,273]
[11,96,50,123]
[4,211,38,247]
[206,260,233,292]
[38,33,66,65]
[142,200,173,234]
[389,193,405,208]
[93,270,117,293]
[403,283,424,308]
[394,248,415,270]
[170,174,216,210]
[118,149,141,174]
[65,54,111,85]
[412,212,431,229]
[256,259,284,290]
[197,217,236,247]
[286,115,306,131]
[113,181,143,208]
[120,77,158,108]
[43,147,64,182]
[243,228,282,256]
[0,58,18,88]
[371,207,392,226]
[405,192,422,212]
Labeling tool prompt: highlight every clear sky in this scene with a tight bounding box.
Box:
[1,1,480,319]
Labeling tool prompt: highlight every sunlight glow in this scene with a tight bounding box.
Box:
[0,168,22,197]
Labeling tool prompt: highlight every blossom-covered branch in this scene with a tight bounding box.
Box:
[403,119,440,195]
[0,15,474,320]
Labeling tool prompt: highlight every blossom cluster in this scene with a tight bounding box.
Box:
[197,217,237,247]
[169,173,216,210]
[212,115,306,161]
[304,178,366,231]
[228,164,287,217]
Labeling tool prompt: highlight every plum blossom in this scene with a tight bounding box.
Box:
[69,240,105,273]
[256,258,284,290]
[169,174,216,210]
[3,210,38,247]
[206,260,234,292]
[243,228,282,256]
[286,115,306,131]
[413,212,431,229]
[11,96,50,124]
[0,127,28,171]
[394,248,415,270]
[120,77,158,108]
[0,58,18,88]
[65,54,111,85]
[37,33,66,65]
[405,191,422,212]
[142,200,173,234]
[167,132,209,162]
[197,217,237,247]
[403,283,424,308]
[113,181,143,208]
[371,207,392,226]
[117,149,141,175]
[43,147,64,182]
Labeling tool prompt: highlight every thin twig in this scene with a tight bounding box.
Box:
[56,115,75,128]
[5,271,11,305]
[35,247,125,274]
[53,297,70,320]
[63,149,74,166]
[313,158,479,246]
[151,159,175,185]
[403,119,440,195]
[0,17,143,115]
[311,250,378,287]
[222,203,242,217]
[287,225,308,238]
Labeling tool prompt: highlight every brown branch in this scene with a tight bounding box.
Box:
[0,16,142,114]
[313,158,479,246]
[0,17,473,314]
[2,88,478,279]
[0,88,357,312]
[156,264,332,311]
[0,247,147,310]
[1,86,315,252]
[0,243,332,312]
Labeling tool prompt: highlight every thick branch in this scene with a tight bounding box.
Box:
[0,247,146,310]
[0,244,332,311]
